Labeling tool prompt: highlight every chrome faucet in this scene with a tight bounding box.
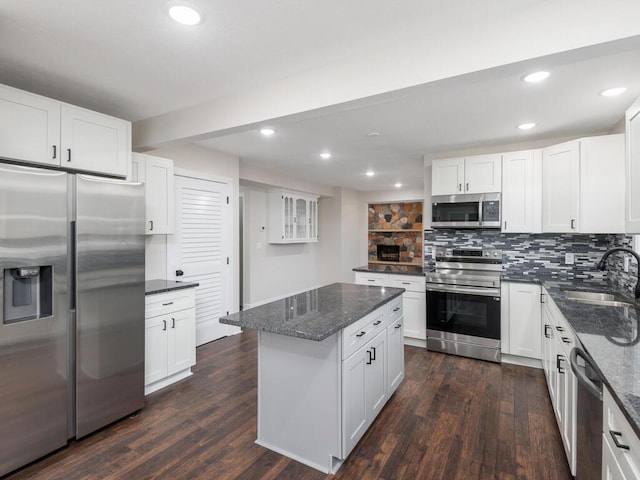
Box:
[597,247,640,299]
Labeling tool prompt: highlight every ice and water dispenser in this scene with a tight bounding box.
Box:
[3,266,53,324]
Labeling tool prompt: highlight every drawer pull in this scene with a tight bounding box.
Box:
[561,337,571,344]
[356,331,366,338]
[556,326,564,332]
[367,279,376,282]
[402,282,411,285]
[162,301,174,306]
[610,430,630,450]
[395,323,402,329]
[393,307,400,312]
[373,320,382,326]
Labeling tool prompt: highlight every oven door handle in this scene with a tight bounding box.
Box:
[427,283,500,297]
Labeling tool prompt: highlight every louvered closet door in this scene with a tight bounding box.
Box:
[167,175,237,346]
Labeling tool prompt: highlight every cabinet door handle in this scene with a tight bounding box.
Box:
[557,354,565,374]
[52,145,57,159]
[458,183,462,192]
[67,148,71,162]
[610,431,630,450]
[356,331,366,338]
[393,306,400,312]
[171,317,175,328]
[561,337,571,344]
[373,320,382,326]
[162,301,174,306]
[162,320,167,331]
[544,324,551,338]
[149,220,154,231]
[466,182,469,191]
[395,323,402,329]
[571,219,575,229]
[371,346,376,361]
[366,350,372,365]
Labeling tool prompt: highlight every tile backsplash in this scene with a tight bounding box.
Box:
[424,229,639,294]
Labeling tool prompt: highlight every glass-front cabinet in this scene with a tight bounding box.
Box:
[268,190,319,243]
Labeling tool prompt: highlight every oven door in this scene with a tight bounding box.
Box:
[426,284,501,340]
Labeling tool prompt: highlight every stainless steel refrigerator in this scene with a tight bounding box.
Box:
[0,163,145,476]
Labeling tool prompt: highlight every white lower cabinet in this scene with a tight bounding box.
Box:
[540,289,577,475]
[355,272,426,342]
[145,288,196,394]
[342,330,387,457]
[603,387,640,479]
[501,281,542,360]
[387,317,405,394]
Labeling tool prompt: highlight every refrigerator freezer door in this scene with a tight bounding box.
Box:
[0,164,68,477]
[74,174,145,438]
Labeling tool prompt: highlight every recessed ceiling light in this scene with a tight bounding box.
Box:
[366,170,375,177]
[168,4,201,25]
[320,152,332,159]
[260,128,275,136]
[600,87,627,97]
[523,71,550,83]
[518,122,536,130]
[367,132,381,137]
[395,182,402,188]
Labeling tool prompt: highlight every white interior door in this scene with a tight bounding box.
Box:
[168,175,235,346]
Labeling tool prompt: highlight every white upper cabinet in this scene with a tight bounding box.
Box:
[0,84,61,167]
[542,135,625,233]
[268,190,319,243]
[431,158,464,195]
[432,154,501,195]
[542,140,580,233]
[464,154,502,194]
[61,105,129,177]
[501,149,542,233]
[580,134,624,233]
[626,96,640,233]
[131,153,175,235]
[0,83,130,177]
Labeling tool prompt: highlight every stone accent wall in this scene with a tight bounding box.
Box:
[368,202,423,265]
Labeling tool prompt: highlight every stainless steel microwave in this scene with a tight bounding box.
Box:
[431,192,501,228]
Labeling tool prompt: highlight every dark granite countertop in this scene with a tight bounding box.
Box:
[219,282,405,341]
[145,279,200,295]
[353,264,425,276]
[503,274,640,438]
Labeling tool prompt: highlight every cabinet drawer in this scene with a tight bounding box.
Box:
[145,288,196,318]
[387,296,403,323]
[354,272,385,286]
[343,309,386,360]
[387,275,425,292]
[604,387,640,479]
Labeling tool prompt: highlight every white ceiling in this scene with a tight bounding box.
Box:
[2,1,640,192]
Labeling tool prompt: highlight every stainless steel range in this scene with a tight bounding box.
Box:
[425,247,503,362]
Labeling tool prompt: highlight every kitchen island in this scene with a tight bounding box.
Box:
[220,282,405,474]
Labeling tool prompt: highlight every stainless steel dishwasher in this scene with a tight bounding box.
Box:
[570,347,604,480]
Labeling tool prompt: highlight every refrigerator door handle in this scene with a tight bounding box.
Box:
[70,220,76,310]
[570,347,603,401]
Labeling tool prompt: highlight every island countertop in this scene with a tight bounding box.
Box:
[220,282,405,341]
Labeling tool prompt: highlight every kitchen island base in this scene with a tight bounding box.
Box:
[220,283,405,474]
[253,293,404,474]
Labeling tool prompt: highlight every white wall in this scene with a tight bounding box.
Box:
[143,144,241,312]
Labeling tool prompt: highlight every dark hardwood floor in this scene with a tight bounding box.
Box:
[7,330,572,480]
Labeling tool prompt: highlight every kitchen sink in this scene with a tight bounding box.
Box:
[563,290,633,308]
